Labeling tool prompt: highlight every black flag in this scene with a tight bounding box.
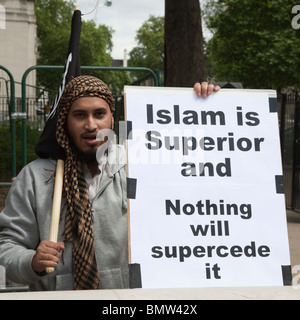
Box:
[35,8,82,160]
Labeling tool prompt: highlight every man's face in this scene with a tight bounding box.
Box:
[67,96,114,156]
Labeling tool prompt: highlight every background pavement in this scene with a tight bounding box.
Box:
[287,210,300,268]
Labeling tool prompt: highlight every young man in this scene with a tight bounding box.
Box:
[0,76,220,290]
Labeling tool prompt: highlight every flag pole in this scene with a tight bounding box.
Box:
[45,159,64,274]
[45,5,81,274]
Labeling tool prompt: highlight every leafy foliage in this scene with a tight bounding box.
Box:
[204,0,300,89]
[0,121,41,181]
[34,0,130,95]
[129,15,164,74]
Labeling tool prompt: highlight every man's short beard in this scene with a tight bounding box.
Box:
[77,149,98,166]
[68,136,98,166]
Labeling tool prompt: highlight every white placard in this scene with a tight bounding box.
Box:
[125,86,291,289]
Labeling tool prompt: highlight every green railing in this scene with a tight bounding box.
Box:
[0,65,16,180]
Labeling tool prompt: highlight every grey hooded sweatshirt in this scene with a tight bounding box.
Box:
[0,146,129,291]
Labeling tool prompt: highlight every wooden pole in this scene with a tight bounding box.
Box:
[45,159,64,274]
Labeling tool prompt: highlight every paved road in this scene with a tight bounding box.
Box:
[287,210,300,269]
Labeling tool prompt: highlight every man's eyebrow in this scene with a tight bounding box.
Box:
[71,108,86,113]
[71,107,107,113]
[94,107,108,112]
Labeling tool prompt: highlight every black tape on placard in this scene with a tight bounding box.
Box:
[281,265,292,286]
[275,175,285,194]
[129,264,142,288]
[127,178,137,199]
[126,121,133,140]
[269,97,277,113]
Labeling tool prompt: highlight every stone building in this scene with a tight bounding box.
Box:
[0,0,37,98]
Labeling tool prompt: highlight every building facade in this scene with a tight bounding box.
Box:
[0,0,37,97]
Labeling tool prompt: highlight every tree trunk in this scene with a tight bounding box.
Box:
[164,0,205,87]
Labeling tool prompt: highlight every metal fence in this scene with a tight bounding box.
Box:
[0,66,15,182]
[0,71,53,182]
[279,92,300,211]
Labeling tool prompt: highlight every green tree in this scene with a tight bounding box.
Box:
[35,0,130,95]
[205,0,300,90]
[35,0,74,90]
[129,15,164,74]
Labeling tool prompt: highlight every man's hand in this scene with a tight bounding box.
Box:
[194,82,221,98]
[32,241,65,274]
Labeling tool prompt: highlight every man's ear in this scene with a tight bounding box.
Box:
[111,115,115,130]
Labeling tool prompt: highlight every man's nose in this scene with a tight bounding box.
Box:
[84,115,97,131]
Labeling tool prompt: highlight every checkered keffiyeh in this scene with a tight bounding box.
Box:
[56,75,114,290]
